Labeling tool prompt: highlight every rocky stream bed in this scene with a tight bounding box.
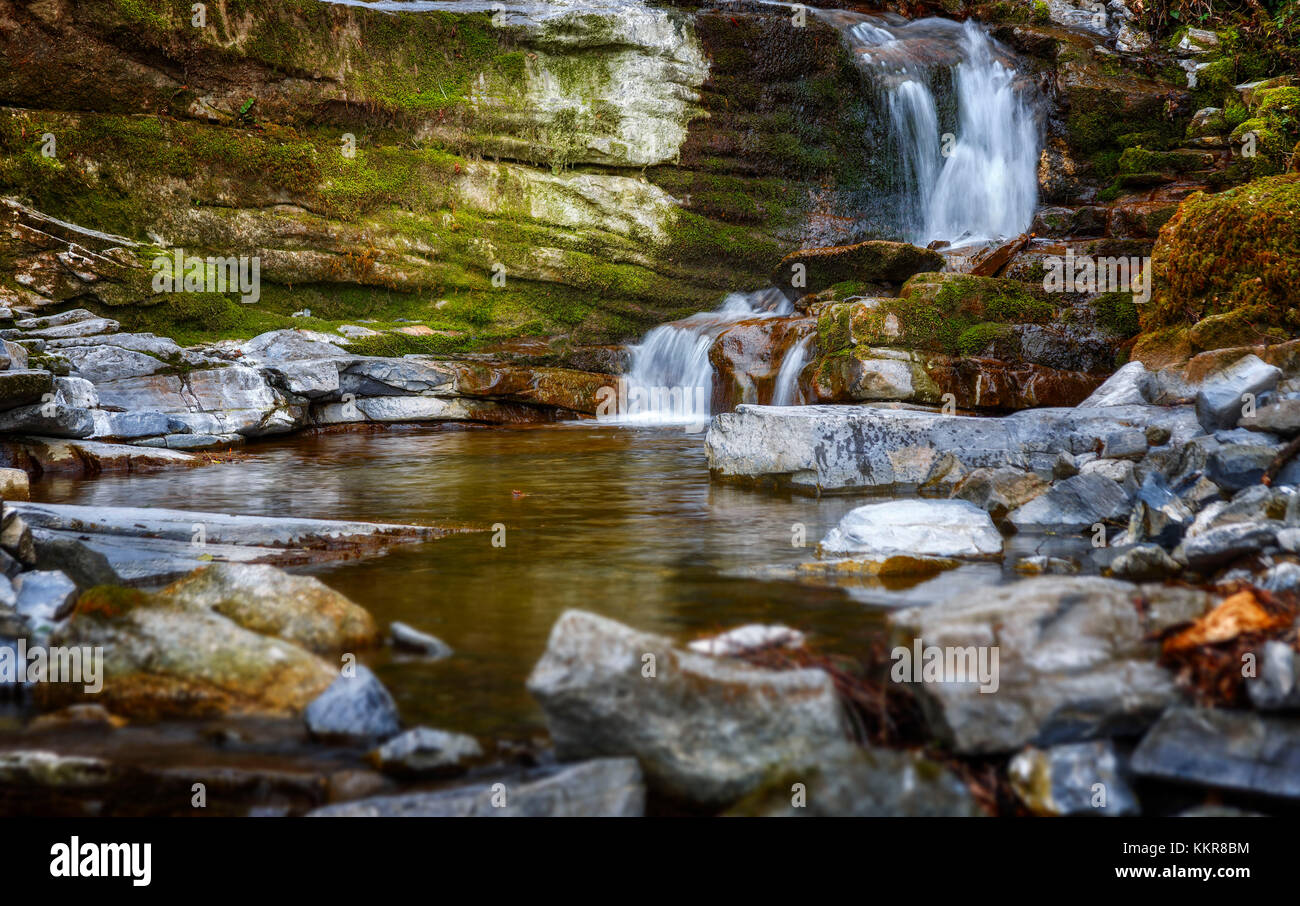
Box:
[0,0,1299,817]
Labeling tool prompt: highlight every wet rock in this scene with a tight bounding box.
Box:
[19,317,119,340]
[1195,354,1281,432]
[1,513,36,565]
[1132,707,1300,800]
[705,403,1200,494]
[0,437,197,475]
[31,534,120,590]
[308,758,645,818]
[687,624,805,657]
[1207,443,1276,492]
[1009,740,1139,817]
[1100,429,1147,460]
[891,577,1202,754]
[1258,561,1300,593]
[1008,473,1133,530]
[1127,474,1193,546]
[1247,641,1300,710]
[818,499,1002,560]
[952,466,1049,523]
[304,665,402,741]
[372,727,483,777]
[160,563,377,654]
[771,240,943,301]
[1108,544,1182,580]
[0,369,55,411]
[526,610,846,806]
[727,740,982,817]
[0,750,113,788]
[42,594,337,718]
[93,409,174,439]
[389,621,452,659]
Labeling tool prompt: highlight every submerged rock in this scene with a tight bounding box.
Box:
[818,499,1002,560]
[308,758,645,818]
[526,610,847,806]
[389,621,453,659]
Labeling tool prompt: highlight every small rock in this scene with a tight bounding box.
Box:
[1100,429,1147,461]
[818,499,1003,560]
[389,621,452,659]
[1240,398,1300,437]
[304,666,402,741]
[1196,354,1281,432]
[687,624,806,657]
[372,727,483,777]
[13,570,79,626]
[1247,640,1300,710]
[0,467,29,501]
[1009,740,1139,816]
[1109,544,1182,580]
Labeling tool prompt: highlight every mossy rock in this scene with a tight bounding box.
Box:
[1137,173,1300,361]
[772,241,944,301]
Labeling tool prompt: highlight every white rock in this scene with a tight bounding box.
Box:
[687,624,806,657]
[818,499,1003,559]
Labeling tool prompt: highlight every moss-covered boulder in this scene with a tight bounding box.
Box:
[1135,173,1300,366]
[772,241,945,302]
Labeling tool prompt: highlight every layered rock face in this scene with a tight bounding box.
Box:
[0,0,889,348]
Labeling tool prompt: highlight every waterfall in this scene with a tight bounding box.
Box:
[772,335,812,407]
[836,14,1043,246]
[607,11,1042,424]
[601,288,792,427]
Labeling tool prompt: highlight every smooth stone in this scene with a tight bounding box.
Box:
[389,621,452,659]
[31,533,121,589]
[372,727,483,777]
[1078,361,1153,408]
[1195,354,1281,432]
[61,344,169,382]
[1108,544,1182,580]
[1008,473,1133,530]
[304,665,402,741]
[12,569,78,625]
[1240,399,1300,437]
[1247,640,1300,710]
[952,466,1049,522]
[818,499,1003,560]
[1179,521,1281,570]
[686,624,806,657]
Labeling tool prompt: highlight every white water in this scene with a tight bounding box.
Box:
[771,334,812,407]
[605,288,792,427]
[612,13,1041,423]
[840,16,1042,247]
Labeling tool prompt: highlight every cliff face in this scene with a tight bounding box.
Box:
[0,0,883,347]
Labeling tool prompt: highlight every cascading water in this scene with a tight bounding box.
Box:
[602,288,792,427]
[610,11,1043,425]
[838,14,1043,247]
[771,335,813,407]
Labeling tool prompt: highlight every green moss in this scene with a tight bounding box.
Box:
[956,322,1017,357]
[1092,291,1141,337]
[1146,173,1300,343]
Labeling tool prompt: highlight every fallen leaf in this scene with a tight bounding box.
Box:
[1163,590,1290,653]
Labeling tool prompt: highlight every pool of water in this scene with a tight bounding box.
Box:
[33,424,924,741]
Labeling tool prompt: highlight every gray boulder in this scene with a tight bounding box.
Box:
[372,727,483,777]
[890,577,1207,754]
[1008,740,1139,816]
[1195,354,1281,432]
[526,609,847,806]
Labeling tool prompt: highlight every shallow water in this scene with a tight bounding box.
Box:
[32,424,911,742]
